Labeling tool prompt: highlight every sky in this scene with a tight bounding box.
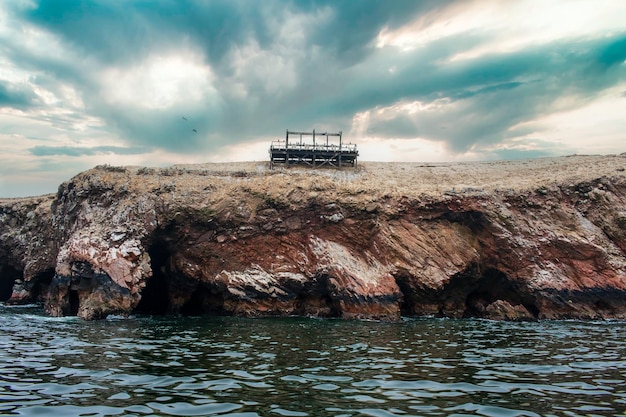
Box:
[0,0,625,197]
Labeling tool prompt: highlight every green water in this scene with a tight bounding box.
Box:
[1,305,625,416]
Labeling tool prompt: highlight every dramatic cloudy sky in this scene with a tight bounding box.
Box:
[1,0,625,197]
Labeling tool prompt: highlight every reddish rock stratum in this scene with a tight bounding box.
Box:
[1,155,625,320]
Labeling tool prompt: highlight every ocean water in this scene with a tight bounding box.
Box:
[1,305,625,417]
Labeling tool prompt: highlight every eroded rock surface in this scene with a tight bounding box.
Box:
[1,156,625,320]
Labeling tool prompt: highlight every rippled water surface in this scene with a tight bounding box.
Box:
[1,305,626,416]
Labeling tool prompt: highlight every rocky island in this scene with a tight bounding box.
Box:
[1,155,625,321]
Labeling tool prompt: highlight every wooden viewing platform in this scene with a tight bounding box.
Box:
[269,129,358,168]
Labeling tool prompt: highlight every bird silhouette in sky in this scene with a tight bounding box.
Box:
[182,116,187,121]
[192,129,197,133]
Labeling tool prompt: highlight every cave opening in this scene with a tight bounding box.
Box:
[393,271,420,316]
[180,284,225,316]
[136,237,228,316]
[295,274,340,318]
[135,239,171,315]
[68,289,80,316]
[0,264,21,302]
[31,269,55,302]
[426,264,541,319]
[462,267,539,319]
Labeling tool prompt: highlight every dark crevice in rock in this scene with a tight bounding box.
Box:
[295,274,338,317]
[180,284,226,316]
[47,274,81,317]
[539,287,626,319]
[441,210,487,232]
[391,264,539,321]
[463,269,523,316]
[589,288,626,316]
[138,237,228,316]
[0,264,21,301]
[30,269,55,302]
[68,289,79,316]
[392,270,419,316]
[391,269,448,318]
[135,240,172,315]
[595,299,613,312]
[452,266,538,320]
[523,301,540,318]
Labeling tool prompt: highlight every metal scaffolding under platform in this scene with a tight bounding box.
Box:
[269,129,358,168]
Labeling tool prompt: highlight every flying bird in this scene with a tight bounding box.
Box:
[182,116,187,121]
[192,129,197,133]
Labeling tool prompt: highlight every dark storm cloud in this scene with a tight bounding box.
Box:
[7,0,464,149]
[302,0,457,63]
[23,0,263,66]
[22,0,454,66]
[597,36,626,69]
[334,33,626,152]
[5,0,626,157]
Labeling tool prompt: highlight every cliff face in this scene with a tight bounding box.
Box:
[1,156,626,320]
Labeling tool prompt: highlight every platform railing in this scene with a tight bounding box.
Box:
[270,141,358,153]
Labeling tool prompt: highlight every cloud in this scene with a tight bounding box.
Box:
[1,0,625,197]
[6,1,468,147]
[342,32,626,152]
[0,80,39,109]
[29,145,148,157]
[597,35,626,69]
[10,1,624,150]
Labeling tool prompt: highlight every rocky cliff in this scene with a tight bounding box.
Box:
[1,155,626,320]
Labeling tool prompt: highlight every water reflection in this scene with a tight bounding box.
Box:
[1,306,625,416]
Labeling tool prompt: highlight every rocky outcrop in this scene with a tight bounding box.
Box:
[1,156,626,320]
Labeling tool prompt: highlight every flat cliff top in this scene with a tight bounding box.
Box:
[2,154,625,204]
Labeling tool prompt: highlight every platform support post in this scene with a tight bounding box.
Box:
[312,129,316,167]
[285,129,289,166]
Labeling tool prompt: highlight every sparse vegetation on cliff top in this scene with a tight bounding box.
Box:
[2,154,625,204]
